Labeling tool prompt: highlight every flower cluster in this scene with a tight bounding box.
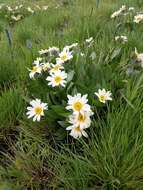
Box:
[115,35,128,44]
[26,39,112,140]
[0,3,50,23]
[111,5,126,18]
[111,5,135,19]
[29,45,75,88]
[66,94,93,139]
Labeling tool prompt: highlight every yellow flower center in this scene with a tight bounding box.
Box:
[73,101,83,111]
[61,53,68,61]
[99,95,106,102]
[78,113,86,122]
[32,66,38,72]
[53,65,60,71]
[75,126,81,132]
[54,76,62,84]
[34,106,43,115]
[137,17,141,21]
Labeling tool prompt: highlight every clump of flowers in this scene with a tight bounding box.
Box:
[115,35,128,44]
[0,3,50,24]
[26,40,113,140]
[28,45,75,89]
[111,5,126,18]
[66,94,93,139]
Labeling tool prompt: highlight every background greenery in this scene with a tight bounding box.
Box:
[0,0,143,189]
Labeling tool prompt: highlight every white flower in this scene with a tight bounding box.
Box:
[29,62,42,78]
[46,70,67,87]
[7,6,13,11]
[66,125,88,139]
[19,4,23,9]
[35,5,41,10]
[69,111,93,129]
[33,57,42,65]
[111,10,121,18]
[27,7,34,14]
[11,15,23,21]
[42,5,48,10]
[39,49,49,55]
[111,5,126,19]
[56,48,73,64]
[48,46,59,54]
[14,6,19,10]
[80,52,85,57]
[120,5,126,11]
[49,63,64,74]
[135,48,143,67]
[41,62,51,71]
[129,7,134,11]
[115,35,128,43]
[134,14,143,23]
[26,99,48,122]
[85,37,93,43]
[64,43,78,50]
[95,89,112,103]
[66,93,91,114]
[0,4,4,10]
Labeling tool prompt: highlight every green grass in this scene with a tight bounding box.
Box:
[0,0,143,189]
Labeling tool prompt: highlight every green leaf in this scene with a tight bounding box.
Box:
[111,48,121,60]
[67,70,75,82]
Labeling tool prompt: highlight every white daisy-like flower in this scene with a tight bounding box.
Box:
[0,4,4,10]
[129,7,134,11]
[49,63,64,74]
[64,43,78,50]
[48,46,59,54]
[39,49,49,55]
[66,125,88,139]
[56,48,73,64]
[111,5,126,19]
[7,6,13,11]
[134,14,143,23]
[42,5,48,10]
[33,57,42,65]
[26,99,48,122]
[11,15,23,21]
[27,7,34,14]
[29,62,42,79]
[14,6,19,10]
[35,5,41,10]
[69,111,93,130]
[115,35,128,43]
[135,48,143,67]
[46,70,67,87]
[95,89,112,103]
[111,10,122,18]
[41,62,51,71]
[80,52,85,57]
[85,37,93,43]
[19,4,23,9]
[120,5,126,11]
[66,93,91,114]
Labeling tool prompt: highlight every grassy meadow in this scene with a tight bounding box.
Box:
[1,0,143,189]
